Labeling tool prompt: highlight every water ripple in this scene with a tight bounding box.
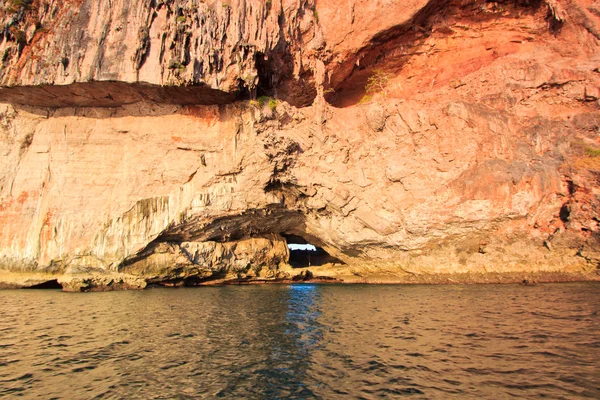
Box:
[0,283,598,399]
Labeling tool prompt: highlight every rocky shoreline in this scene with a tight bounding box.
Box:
[1,0,599,287]
[1,266,598,292]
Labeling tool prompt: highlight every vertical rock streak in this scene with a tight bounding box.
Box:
[0,0,599,288]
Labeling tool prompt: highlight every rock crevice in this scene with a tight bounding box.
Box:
[1,0,599,289]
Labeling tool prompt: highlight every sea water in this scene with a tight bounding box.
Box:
[0,283,599,399]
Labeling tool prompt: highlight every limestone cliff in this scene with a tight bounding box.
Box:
[0,0,599,290]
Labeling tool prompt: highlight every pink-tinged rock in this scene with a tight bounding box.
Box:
[0,0,599,287]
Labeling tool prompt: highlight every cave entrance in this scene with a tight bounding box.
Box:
[25,279,62,289]
[283,234,343,268]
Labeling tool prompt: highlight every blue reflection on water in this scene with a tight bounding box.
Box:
[215,285,326,399]
[285,284,324,352]
[251,284,323,398]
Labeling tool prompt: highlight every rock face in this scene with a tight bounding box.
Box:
[1,0,599,289]
[0,0,325,106]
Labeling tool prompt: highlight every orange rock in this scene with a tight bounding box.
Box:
[0,0,599,288]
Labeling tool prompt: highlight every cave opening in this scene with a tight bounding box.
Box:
[559,204,570,222]
[282,234,344,268]
[25,279,62,289]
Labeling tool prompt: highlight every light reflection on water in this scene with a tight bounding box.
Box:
[0,283,599,399]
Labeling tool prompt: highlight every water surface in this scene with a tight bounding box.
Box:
[1,283,599,399]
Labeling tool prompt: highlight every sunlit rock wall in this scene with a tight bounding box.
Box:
[0,0,599,286]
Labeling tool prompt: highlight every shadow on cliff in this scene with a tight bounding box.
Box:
[119,205,345,271]
[324,0,548,108]
[9,97,252,121]
[0,81,241,109]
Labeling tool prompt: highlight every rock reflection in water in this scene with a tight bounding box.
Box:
[0,283,599,399]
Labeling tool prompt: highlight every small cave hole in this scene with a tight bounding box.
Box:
[26,279,62,289]
[559,204,571,223]
[566,180,575,195]
[283,234,344,268]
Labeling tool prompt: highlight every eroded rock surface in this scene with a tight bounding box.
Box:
[0,0,325,106]
[0,0,599,289]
